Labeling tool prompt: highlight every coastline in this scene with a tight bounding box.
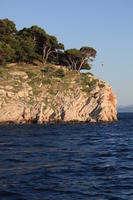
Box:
[0,64,117,124]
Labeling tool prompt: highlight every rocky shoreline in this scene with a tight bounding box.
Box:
[0,64,117,124]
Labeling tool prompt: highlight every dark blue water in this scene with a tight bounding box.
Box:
[0,113,133,200]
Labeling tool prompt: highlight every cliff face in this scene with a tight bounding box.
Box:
[0,64,117,123]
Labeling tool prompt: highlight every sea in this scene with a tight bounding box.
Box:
[0,113,133,200]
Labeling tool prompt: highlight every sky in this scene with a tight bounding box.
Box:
[0,0,133,106]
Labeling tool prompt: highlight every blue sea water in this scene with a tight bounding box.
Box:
[0,113,133,200]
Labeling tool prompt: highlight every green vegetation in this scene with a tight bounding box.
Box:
[0,18,96,72]
[54,69,65,78]
[0,19,101,102]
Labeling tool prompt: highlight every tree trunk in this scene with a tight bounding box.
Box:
[79,58,86,71]
[45,48,51,63]
[42,44,47,63]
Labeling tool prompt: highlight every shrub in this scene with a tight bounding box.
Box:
[54,68,65,78]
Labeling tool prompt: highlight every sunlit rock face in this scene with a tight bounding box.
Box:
[0,66,117,124]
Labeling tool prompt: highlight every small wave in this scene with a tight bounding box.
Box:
[93,164,116,172]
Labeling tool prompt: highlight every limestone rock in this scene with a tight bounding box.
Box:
[0,69,117,123]
[0,101,24,123]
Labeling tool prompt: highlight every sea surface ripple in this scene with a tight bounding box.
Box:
[0,113,133,200]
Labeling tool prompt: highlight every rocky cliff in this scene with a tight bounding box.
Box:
[0,64,117,123]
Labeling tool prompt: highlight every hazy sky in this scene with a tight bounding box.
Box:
[1,0,133,106]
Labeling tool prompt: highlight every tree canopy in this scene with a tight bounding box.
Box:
[0,18,97,72]
[0,18,17,38]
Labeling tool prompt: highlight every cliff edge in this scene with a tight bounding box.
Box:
[0,64,117,123]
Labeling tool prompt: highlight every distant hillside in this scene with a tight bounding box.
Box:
[118,105,133,112]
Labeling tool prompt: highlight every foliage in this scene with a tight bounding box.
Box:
[0,18,17,40]
[15,36,39,62]
[81,63,91,70]
[55,68,65,78]
[0,41,16,64]
[0,18,97,73]
[59,47,96,72]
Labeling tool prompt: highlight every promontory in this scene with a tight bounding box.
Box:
[0,19,117,123]
[0,64,117,124]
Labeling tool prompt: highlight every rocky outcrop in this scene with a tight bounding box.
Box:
[0,66,117,123]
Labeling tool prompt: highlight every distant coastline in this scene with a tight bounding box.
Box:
[118,105,133,113]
